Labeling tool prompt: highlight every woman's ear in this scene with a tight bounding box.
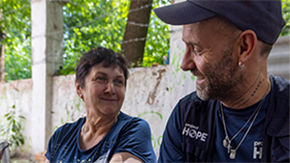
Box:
[237,29,257,62]
[75,81,84,100]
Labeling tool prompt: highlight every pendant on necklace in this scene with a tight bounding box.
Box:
[227,143,232,153]
[223,138,228,147]
[223,136,229,148]
[230,149,236,159]
[223,137,231,153]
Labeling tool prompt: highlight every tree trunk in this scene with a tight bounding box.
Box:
[121,0,153,67]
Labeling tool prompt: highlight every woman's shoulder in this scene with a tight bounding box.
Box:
[109,112,155,162]
[117,112,150,131]
[119,112,148,123]
[47,117,85,151]
[53,117,85,137]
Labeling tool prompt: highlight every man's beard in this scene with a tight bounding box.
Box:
[195,48,243,101]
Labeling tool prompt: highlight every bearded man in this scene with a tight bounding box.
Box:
[154,0,289,162]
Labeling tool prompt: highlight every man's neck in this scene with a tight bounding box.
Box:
[222,72,270,109]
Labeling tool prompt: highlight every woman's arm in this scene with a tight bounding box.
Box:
[110,152,144,163]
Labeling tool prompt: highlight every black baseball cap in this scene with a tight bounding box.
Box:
[154,0,285,45]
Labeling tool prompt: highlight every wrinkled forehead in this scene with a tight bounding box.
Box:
[183,17,239,44]
[102,61,124,72]
[88,62,124,78]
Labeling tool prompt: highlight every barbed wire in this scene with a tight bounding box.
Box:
[29,2,160,51]
[31,10,113,39]
[2,1,168,41]
[3,0,170,68]
[30,2,155,39]
[122,37,147,44]
[32,40,64,66]
[127,21,149,27]
[2,4,30,15]
[128,3,152,13]
[2,0,159,40]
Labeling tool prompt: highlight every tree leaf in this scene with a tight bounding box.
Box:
[19,115,26,120]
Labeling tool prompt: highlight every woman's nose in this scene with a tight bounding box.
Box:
[104,82,116,95]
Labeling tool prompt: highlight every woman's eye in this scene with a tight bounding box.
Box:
[96,77,105,83]
[114,80,124,86]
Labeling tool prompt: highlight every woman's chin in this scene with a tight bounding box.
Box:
[100,107,120,116]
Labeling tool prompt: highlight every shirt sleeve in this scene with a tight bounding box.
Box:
[45,127,61,161]
[158,102,184,162]
[45,123,69,161]
[113,118,156,163]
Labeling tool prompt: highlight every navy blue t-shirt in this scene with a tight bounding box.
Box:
[213,93,270,162]
[45,112,156,163]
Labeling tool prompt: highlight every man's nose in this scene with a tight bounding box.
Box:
[180,48,196,71]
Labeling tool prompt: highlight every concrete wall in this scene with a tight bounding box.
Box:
[0,79,33,153]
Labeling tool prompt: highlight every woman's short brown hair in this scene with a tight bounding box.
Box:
[75,47,129,88]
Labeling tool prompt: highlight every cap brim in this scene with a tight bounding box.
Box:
[153,1,217,25]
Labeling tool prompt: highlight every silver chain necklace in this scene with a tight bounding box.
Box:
[220,82,269,159]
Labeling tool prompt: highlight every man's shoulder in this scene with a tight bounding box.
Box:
[267,74,289,137]
[179,91,201,104]
[178,91,215,108]
[270,74,290,87]
[270,74,289,99]
[176,92,216,120]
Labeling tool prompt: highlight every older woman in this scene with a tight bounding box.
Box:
[45,47,156,162]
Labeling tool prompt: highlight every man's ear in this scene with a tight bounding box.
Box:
[237,29,257,62]
[75,81,84,100]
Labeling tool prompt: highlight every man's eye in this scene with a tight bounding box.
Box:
[193,47,202,54]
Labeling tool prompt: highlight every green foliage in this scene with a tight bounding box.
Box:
[61,0,130,75]
[281,0,290,36]
[0,0,31,82]
[61,0,170,74]
[0,105,26,149]
[143,0,170,67]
